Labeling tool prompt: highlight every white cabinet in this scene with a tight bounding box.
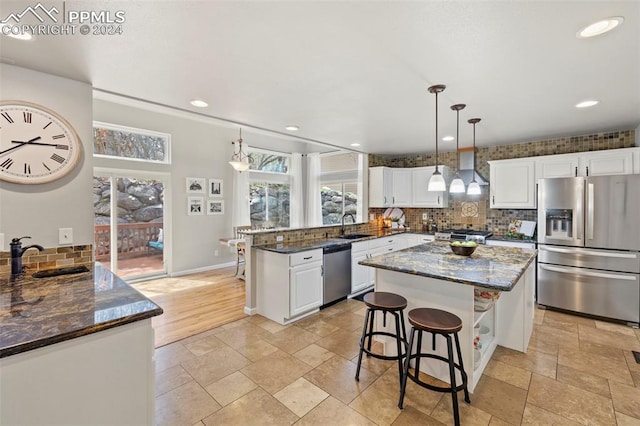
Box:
[392,169,413,206]
[489,158,537,209]
[398,233,435,248]
[536,154,580,179]
[350,236,399,295]
[412,166,449,208]
[536,148,636,179]
[369,167,393,207]
[257,249,323,324]
[580,150,633,176]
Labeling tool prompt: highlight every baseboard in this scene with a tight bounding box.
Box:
[171,261,237,277]
[244,306,258,315]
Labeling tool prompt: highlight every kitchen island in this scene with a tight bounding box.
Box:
[360,241,537,392]
[0,263,163,425]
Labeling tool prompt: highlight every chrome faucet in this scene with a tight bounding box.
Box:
[10,236,45,278]
[341,213,356,236]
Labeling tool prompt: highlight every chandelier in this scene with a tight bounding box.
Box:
[229,128,251,172]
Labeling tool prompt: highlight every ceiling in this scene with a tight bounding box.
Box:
[1,1,639,155]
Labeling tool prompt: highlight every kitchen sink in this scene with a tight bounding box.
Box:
[339,234,373,240]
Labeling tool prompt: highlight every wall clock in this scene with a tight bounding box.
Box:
[0,100,83,184]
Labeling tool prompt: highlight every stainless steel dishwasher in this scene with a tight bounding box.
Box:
[322,244,352,306]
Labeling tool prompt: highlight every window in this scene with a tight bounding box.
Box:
[93,121,171,164]
[248,148,291,228]
[319,152,363,225]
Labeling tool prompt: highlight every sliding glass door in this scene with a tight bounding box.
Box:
[94,171,168,280]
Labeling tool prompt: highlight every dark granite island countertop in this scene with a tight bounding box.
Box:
[0,262,163,358]
[359,241,537,291]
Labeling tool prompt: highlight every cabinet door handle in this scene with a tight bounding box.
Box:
[586,166,589,176]
[392,196,395,204]
[384,196,387,204]
[575,166,578,177]
[303,256,313,260]
[437,195,440,205]
[492,195,495,205]
[321,265,324,276]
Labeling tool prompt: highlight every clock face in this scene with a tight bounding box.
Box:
[0,101,83,184]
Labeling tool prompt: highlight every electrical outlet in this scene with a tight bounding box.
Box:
[276,235,284,242]
[422,213,428,220]
[214,250,219,256]
[59,228,73,245]
[0,233,4,250]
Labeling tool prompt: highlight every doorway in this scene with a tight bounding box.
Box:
[94,171,169,280]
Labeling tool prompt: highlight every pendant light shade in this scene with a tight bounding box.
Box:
[229,128,251,172]
[467,118,482,195]
[427,84,446,192]
[449,103,466,193]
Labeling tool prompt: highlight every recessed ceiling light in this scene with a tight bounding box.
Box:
[577,17,623,38]
[1,25,33,40]
[350,143,361,147]
[285,125,299,131]
[576,100,599,108]
[442,136,454,142]
[190,99,208,108]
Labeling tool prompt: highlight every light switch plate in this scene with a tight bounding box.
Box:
[276,235,284,242]
[59,228,73,245]
[422,213,428,220]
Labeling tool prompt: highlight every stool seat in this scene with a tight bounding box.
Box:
[363,291,407,311]
[408,308,462,334]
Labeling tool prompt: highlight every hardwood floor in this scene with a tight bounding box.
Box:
[132,267,246,347]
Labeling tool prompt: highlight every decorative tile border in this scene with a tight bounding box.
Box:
[0,245,93,275]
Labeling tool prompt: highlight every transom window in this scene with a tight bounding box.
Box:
[93,121,171,164]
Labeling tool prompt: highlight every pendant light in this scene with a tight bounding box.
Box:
[449,103,466,193]
[427,84,447,192]
[467,118,482,195]
[229,128,251,172]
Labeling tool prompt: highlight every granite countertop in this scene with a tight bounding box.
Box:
[253,229,417,254]
[359,241,537,291]
[488,236,537,244]
[0,263,163,358]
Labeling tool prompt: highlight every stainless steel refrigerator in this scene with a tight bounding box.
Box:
[537,174,640,326]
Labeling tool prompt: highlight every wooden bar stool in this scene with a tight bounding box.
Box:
[355,292,408,383]
[398,307,470,426]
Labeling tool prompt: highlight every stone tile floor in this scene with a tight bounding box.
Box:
[155,299,640,425]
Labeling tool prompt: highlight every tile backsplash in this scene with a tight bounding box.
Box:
[0,245,93,275]
[369,129,635,237]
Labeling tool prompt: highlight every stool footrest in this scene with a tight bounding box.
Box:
[360,331,407,361]
[405,354,469,394]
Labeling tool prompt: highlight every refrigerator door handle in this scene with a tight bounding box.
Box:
[539,264,637,281]
[587,183,594,240]
[539,246,638,259]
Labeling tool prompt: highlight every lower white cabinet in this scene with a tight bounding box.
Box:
[257,249,323,324]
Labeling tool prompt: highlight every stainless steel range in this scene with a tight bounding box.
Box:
[435,229,493,244]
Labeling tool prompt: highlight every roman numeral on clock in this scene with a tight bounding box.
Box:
[52,134,66,140]
[51,153,65,164]
[56,144,69,150]
[24,163,31,174]
[23,112,32,123]
[1,112,14,123]
[1,158,14,169]
[42,162,51,171]
[43,121,52,130]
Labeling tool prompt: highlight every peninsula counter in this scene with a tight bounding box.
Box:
[360,242,537,392]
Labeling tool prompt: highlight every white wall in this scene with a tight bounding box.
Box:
[0,64,94,249]
[93,99,240,273]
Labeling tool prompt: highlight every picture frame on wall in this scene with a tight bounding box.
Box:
[207,200,224,215]
[186,177,206,193]
[188,197,204,215]
[209,179,223,197]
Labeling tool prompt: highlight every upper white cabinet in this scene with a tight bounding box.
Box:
[369,167,393,207]
[391,169,413,206]
[537,148,635,179]
[412,166,449,208]
[579,150,634,176]
[489,158,537,209]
